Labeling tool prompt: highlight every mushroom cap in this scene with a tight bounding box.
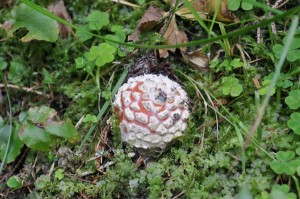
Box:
[113,74,189,151]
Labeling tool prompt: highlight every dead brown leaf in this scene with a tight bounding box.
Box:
[48,0,73,39]
[128,5,165,41]
[181,49,209,73]
[0,0,12,8]
[176,0,238,22]
[158,16,188,58]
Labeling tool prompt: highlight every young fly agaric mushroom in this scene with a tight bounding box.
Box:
[113,74,189,155]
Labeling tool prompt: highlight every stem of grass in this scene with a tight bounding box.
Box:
[0,72,12,174]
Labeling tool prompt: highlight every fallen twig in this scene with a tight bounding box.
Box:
[110,0,140,8]
[0,83,46,96]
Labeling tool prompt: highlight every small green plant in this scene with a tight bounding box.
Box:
[210,58,244,72]
[258,72,293,96]
[87,11,109,30]
[285,90,300,110]
[54,169,65,180]
[19,106,80,151]
[270,151,300,175]
[83,114,97,123]
[75,12,131,90]
[258,79,276,96]
[256,184,297,199]
[220,76,243,97]
[273,29,300,62]
[287,112,300,135]
[7,176,23,189]
[35,175,51,190]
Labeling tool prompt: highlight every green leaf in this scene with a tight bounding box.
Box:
[8,4,59,42]
[54,169,65,180]
[87,11,109,30]
[241,1,253,11]
[110,25,124,32]
[235,185,252,199]
[75,57,87,69]
[228,0,241,11]
[272,44,283,59]
[8,59,28,84]
[271,184,297,199]
[221,77,243,97]
[7,176,23,189]
[44,119,80,141]
[87,43,116,67]
[35,175,51,189]
[42,69,56,84]
[76,25,93,41]
[285,90,300,109]
[0,124,24,163]
[135,0,145,5]
[230,58,244,69]
[276,80,293,88]
[270,151,300,175]
[296,147,300,156]
[19,121,53,151]
[276,151,295,161]
[258,80,276,96]
[287,112,300,135]
[27,106,57,124]
[0,57,7,70]
[101,90,111,100]
[273,31,300,62]
[83,114,97,123]
[287,49,300,62]
[0,116,3,128]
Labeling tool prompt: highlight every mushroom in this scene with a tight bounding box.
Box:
[113,74,189,156]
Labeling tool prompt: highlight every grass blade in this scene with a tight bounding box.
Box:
[0,72,12,174]
[77,69,128,152]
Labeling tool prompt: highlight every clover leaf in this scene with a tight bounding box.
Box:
[285,90,300,110]
[256,184,297,199]
[287,112,300,135]
[54,169,65,180]
[87,11,109,30]
[262,72,293,90]
[228,0,255,11]
[105,30,127,57]
[258,79,276,96]
[270,185,297,199]
[270,151,300,175]
[87,43,116,67]
[219,58,244,71]
[272,29,300,62]
[221,76,243,97]
[76,25,93,41]
[296,147,300,156]
[75,57,87,69]
[83,114,97,123]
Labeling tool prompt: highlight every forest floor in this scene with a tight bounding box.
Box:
[1,0,300,198]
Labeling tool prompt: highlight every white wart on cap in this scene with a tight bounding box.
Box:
[113,74,189,151]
